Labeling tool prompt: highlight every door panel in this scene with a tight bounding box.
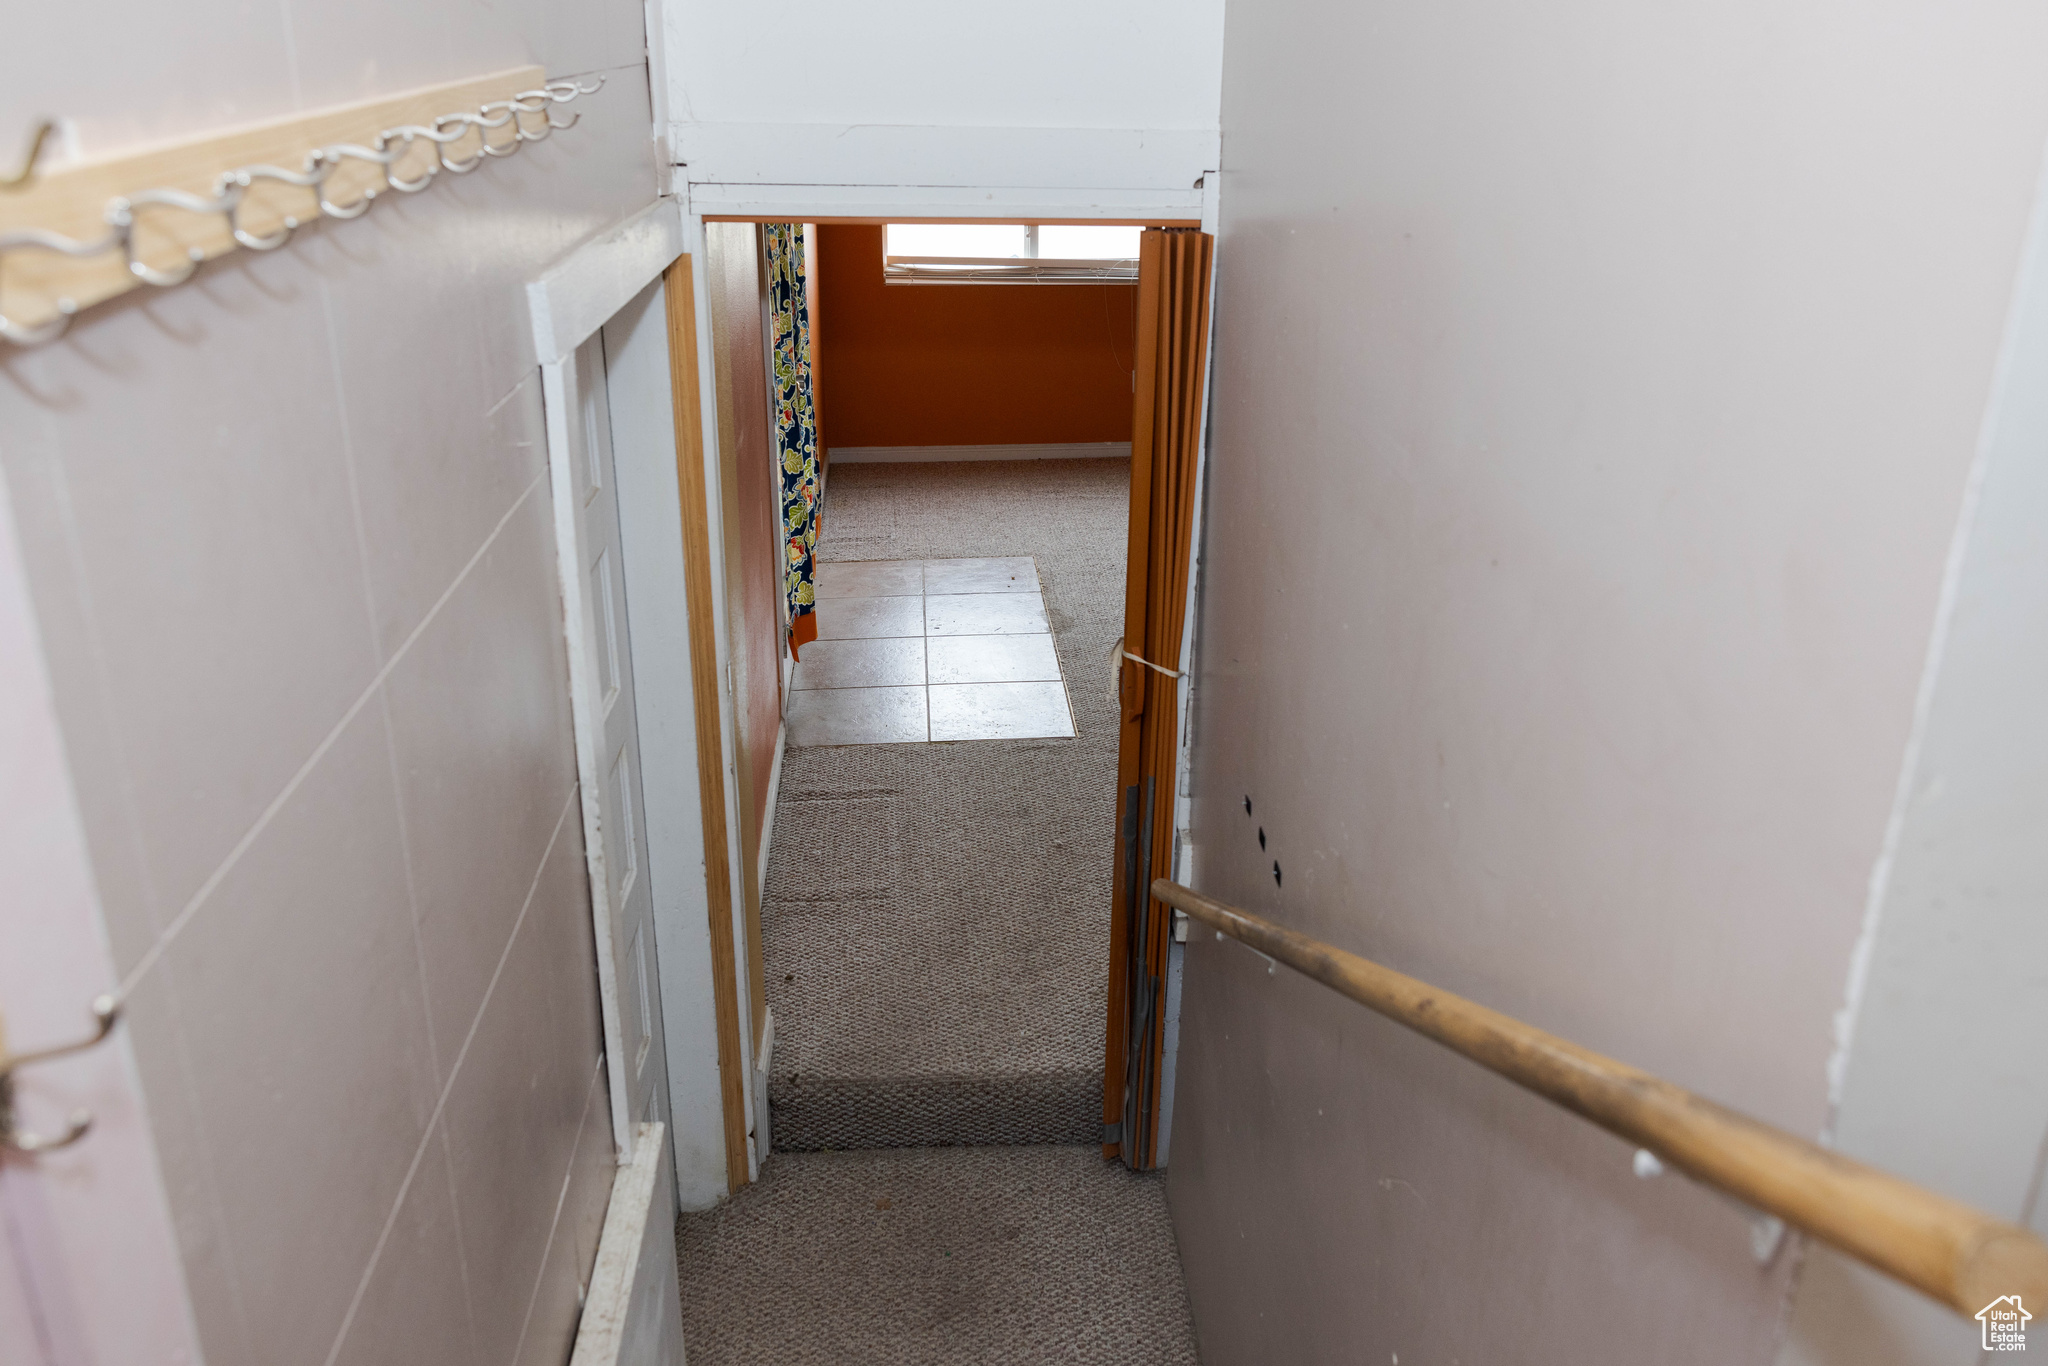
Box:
[550,332,673,1150]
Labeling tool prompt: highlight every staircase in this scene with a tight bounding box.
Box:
[763,457,1126,1150]
[674,459,1200,1362]
[675,1146,1198,1364]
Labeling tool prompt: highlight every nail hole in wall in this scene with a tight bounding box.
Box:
[1258,827,1266,850]
[1243,795,1253,815]
[1273,861,1283,887]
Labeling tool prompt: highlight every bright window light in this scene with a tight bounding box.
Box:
[883,223,1145,284]
[1038,224,1142,260]
[885,224,1028,259]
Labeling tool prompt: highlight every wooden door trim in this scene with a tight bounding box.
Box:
[663,257,751,1192]
[704,222,776,1074]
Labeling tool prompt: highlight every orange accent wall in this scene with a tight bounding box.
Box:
[814,224,1139,451]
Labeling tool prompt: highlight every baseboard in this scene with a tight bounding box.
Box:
[755,1006,776,1075]
[826,442,1131,464]
[757,719,787,897]
[568,1121,683,1366]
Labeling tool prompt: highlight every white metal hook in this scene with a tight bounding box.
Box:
[2,118,56,190]
[375,126,457,192]
[1,995,121,1073]
[476,101,541,152]
[0,298,76,347]
[0,994,120,1156]
[6,1110,94,1153]
[0,226,101,344]
[430,113,494,172]
[110,189,226,286]
[219,162,321,249]
[316,145,399,219]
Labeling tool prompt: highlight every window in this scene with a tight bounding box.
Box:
[884,223,1143,284]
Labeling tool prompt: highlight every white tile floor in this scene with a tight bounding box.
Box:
[790,558,1076,747]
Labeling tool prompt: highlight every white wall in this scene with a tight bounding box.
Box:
[1777,138,2048,1366]
[1,3,662,1363]
[662,0,1225,192]
[0,466,200,1366]
[1167,1,2048,1363]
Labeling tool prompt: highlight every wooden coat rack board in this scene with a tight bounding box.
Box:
[0,65,599,346]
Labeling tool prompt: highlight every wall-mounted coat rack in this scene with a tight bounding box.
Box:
[0,66,602,347]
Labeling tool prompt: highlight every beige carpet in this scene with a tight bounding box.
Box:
[674,1145,1201,1365]
[676,462,1201,1363]
[763,458,1128,1150]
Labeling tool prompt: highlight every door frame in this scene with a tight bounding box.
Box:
[528,198,760,1204]
[1154,177,1222,1167]
[526,181,1224,1201]
[698,218,785,1167]
[679,175,1222,1169]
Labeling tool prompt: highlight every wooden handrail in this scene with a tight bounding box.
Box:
[1153,878,2048,1318]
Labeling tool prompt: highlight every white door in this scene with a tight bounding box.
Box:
[546,332,672,1155]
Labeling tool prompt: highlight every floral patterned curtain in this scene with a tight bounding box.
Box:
[764,223,820,657]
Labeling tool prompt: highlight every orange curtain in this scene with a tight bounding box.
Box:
[1102,228,1214,1170]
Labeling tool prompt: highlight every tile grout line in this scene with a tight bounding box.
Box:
[434,1120,484,1363]
[309,252,388,723]
[116,472,548,1003]
[312,253,453,1092]
[804,559,1068,743]
[25,389,270,1349]
[320,784,581,1366]
[36,395,179,955]
[374,689,444,1088]
[144,939,263,1359]
[505,1057,609,1366]
[30,346,267,1365]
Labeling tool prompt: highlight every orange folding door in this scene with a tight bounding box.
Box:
[1101,228,1214,1170]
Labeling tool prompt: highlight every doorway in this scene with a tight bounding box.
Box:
[690,216,1212,1166]
[540,204,1214,1211]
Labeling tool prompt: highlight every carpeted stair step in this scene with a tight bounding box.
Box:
[762,737,1114,1150]
[675,1145,1200,1365]
[760,459,1127,1152]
